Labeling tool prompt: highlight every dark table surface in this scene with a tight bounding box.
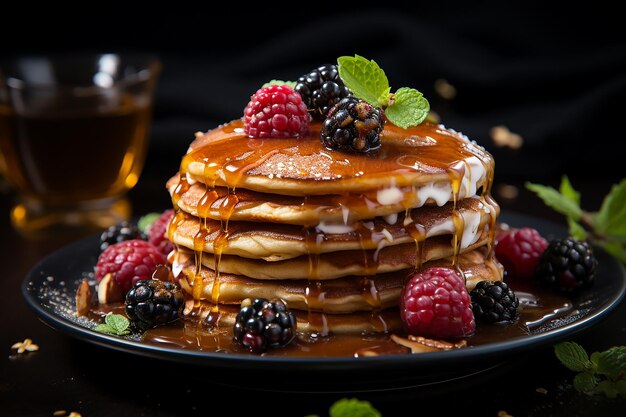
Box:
[1,162,625,416]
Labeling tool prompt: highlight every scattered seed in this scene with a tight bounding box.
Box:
[536,387,548,395]
[498,411,514,417]
[11,338,39,354]
[68,412,82,417]
[53,411,66,416]
[434,78,457,100]
[490,125,523,149]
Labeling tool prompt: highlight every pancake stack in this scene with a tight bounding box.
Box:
[167,119,502,334]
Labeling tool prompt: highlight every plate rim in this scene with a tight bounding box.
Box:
[21,213,626,370]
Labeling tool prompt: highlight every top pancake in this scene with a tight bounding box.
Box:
[177,119,494,197]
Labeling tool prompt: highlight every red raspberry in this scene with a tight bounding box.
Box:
[148,209,175,257]
[95,240,166,294]
[400,267,475,339]
[495,227,548,280]
[243,84,310,138]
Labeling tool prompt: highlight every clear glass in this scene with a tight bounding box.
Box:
[0,53,160,238]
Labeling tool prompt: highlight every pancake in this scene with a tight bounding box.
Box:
[168,174,494,226]
[186,231,492,279]
[169,196,498,261]
[175,247,503,313]
[176,120,494,197]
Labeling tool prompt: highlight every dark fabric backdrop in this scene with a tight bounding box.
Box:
[3,2,625,187]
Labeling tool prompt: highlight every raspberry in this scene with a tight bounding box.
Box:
[243,84,310,138]
[294,64,351,120]
[400,267,475,339]
[320,97,383,152]
[233,298,297,353]
[470,281,519,323]
[536,237,597,292]
[125,279,185,330]
[147,209,175,257]
[495,227,548,279]
[95,240,166,294]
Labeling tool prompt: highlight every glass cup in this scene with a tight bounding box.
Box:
[0,53,160,237]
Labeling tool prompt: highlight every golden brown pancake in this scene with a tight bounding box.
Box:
[168,196,497,261]
[183,231,492,280]
[176,120,494,197]
[168,174,495,226]
[175,247,503,313]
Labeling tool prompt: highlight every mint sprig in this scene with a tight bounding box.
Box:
[337,55,430,129]
[95,313,131,336]
[526,176,626,262]
[306,398,381,417]
[555,342,626,398]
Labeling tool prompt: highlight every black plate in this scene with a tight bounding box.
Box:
[21,212,626,391]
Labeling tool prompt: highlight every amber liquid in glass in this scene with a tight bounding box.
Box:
[0,94,151,206]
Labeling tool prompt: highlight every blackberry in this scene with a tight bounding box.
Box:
[536,238,597,292]
[295,64,351,120]
[470,281,519,324]
[100,221,144,251]
[233,298,297,353]
[321,97,384,152]
[125,279,185,330]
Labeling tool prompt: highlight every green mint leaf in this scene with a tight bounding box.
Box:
[591,351,601,368]
[526,182,583,221]
[138,212,161,234]
[384,87,430,129]
[94,324,118,335]
[616,380,626,398]
[329,398,381,417]
[573,372,598,393]
[596,380,620,398]
[554,342,593,372]
[337,55,389,106]
[262,80,296,89]
[595,179,626,237]
[600,241,626,264]
[105,314,130,334]
[595,346,626,380]
[559,175,581,205]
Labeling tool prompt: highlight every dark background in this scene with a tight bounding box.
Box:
[3,2,625,190]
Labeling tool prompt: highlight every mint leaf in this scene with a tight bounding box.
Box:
[574,372,598,393]
[555,342,593,372]
[559,175,580,205]
[337,55,389,106]
[596,380,620,398]
[329,398,381,417]
[616,379,626,398]
[138,212,160,234]
[384,87,430,129]
[526,182,583,221]
[595,179,626,237]
[262,79,296,89]
[94,324,118,335]
[105,314,130,335]
[595,346,626,380]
